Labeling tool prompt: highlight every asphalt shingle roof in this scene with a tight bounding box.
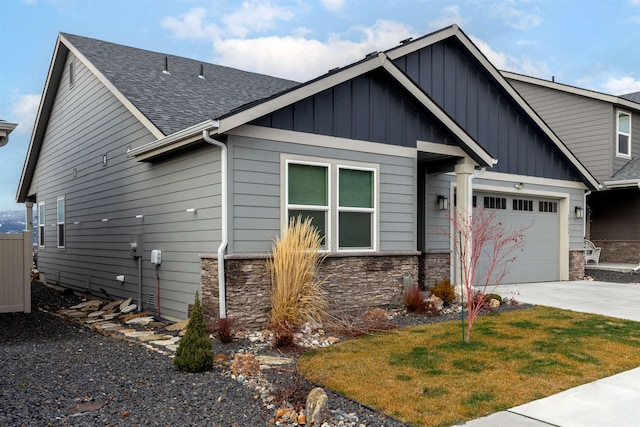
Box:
[621,91,640,104]
[62,33,300,136]
[612,157,640,180]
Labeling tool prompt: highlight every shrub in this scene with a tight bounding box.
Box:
[403,286,426,313]
[271,319,295,348]
[268,216,327,327]
[430,278,456,306]
[173,291,214,373]
[216,317,235,344]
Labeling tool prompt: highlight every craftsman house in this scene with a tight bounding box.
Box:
[18,25,597,327]
[504,72,640,264]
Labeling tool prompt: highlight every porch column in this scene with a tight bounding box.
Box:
[453,158,475,297]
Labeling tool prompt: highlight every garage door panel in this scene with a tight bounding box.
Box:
[474,193,559,284]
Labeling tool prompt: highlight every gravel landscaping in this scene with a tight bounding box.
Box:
[3,271,633,427]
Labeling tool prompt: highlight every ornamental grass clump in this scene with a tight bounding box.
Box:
[173,291,214,373]
[268,216,328,328]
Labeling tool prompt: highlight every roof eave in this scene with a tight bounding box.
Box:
[603,179,640,189]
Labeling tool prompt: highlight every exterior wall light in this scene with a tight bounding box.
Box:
[514,182,524,190]
[438,195,449,210]
[575,206,584,218]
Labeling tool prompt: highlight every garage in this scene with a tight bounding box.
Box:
[474,192,560,284]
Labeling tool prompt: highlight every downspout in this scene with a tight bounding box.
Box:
[202,129,228,319]
[583,190,592,238]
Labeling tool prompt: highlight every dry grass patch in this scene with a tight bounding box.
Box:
[298,306,640,426]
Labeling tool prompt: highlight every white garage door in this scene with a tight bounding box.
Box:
[474,192,560,284]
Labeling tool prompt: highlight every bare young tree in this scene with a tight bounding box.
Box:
[449,208,529,342]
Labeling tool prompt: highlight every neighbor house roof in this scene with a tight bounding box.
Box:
[604,158,640,188]
[622,91,640,104]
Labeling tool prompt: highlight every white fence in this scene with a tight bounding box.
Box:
[0,232,31,313]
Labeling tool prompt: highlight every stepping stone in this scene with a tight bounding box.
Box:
[256,355,294,366]
[102,299,124,311]
[88,311,104,318]
[125,316,154,325]
[124,331,156,338]
[166,344,179,352]
[93,322,120,330]
[137,334,173,342]
[101,313,118,321]
[67,311,89,318]
[149,336,181,346]
[121,304,137,314]
[119,298,132,311]
[114,327,136,335]
[70,300,101,310]
[165,318,189,331]
[83,318,104,325]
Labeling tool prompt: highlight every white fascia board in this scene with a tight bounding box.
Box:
[128,119,219,161]
[417,140,467,157]
[502,71,640,111]
[380,56,494,167]
[216,57,383,134]
[0,121,17,132]
[603,178,640,189]
[60,34,165,140]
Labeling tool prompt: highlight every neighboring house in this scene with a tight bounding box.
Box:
[17,25,597,327]
[504,72,640,264]
[0,120,17,147]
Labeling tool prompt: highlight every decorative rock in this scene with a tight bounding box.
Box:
[119,298,132,311]
[165,318,189,331]
[306,387,330,427]
[298,412,306,424]
[120,304,137,314]
[102,299,124,311]
[429,295,444,311]
[125,316,155,325]
[123,331,156,338]
[88,310,104,318]
[138,334,173,342]
[70,300,103,310]
[256,355,294,366]
[149,336,181,346]
[102,313,118,321]
[489,298,500,308]
[231,353,261,377]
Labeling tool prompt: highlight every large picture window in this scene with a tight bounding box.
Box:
[286,159,377,252]
[57,197,65,248]
[617,110,631,158]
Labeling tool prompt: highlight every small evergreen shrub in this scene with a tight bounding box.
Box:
[216,317,235,344]
[173,291,214,373]
[403,286,426,313]
[430,278,456,306]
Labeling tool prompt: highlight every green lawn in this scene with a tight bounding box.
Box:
[298,306,640,426]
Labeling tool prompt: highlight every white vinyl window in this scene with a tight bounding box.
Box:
[287,161,330,248]
[57,197,65,248]
[38,202,45,247]
[338,166,375,250]
[617,110,631,158]
[285,158,378,252]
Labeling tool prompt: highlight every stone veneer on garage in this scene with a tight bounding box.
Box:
[201,252,420,330]
[569,249,586,281]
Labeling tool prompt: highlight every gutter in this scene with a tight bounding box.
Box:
[202,129,228,319]
[602,178,640,189]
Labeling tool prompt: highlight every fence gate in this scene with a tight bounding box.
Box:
[0,232,31,313]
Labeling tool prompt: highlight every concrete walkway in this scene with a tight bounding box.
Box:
[461,280,640,427]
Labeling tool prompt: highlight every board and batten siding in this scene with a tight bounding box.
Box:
[227,133,417,254]
[27,52,222,320]
[393,39,585,184]
[508,79,614,182]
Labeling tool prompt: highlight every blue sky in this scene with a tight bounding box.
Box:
[2,0,640,212]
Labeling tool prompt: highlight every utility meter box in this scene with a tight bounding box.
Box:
[151,249,162,265]
[129,233,143,258]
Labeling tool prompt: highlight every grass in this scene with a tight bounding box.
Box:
[297,306,640,426]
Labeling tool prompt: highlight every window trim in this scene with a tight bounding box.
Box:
[616,110,632,158]
[57,196,65,249]
[38,201,45,248]
[283,155,379,253]
[337,165,377,252]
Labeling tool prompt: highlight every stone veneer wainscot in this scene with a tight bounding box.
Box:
[201,252,420,330]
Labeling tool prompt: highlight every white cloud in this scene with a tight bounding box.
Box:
[601,76,640,95]
[321,0,345,13]
[471,36,550,78]
[428,5,469,30]
[163,3,416,82]
[490,2,541,30]
[213,20,416,81]
[9,93,40,135]
[221,1,294,38]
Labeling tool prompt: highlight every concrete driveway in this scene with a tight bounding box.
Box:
[462,280,640,426]
[495,279,640,321]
